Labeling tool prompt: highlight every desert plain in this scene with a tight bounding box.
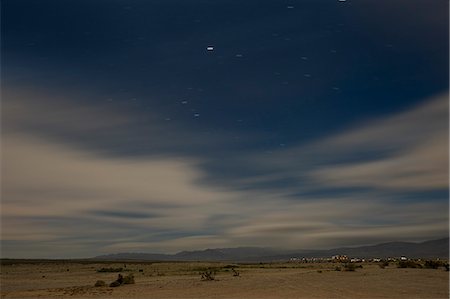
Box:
[0,260,448,298]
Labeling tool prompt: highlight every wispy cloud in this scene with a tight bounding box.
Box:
[1,87,448,258]
[310,94,448,190]
[215,93,448,194]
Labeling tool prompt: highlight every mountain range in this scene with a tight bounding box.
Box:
[93,238,449,262]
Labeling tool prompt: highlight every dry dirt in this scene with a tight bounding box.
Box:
[1,261,448,298]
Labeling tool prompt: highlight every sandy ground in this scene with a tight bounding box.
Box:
[1,261,448,298]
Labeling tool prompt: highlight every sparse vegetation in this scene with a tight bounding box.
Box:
[223,264,238,269]
[109,281,121,287]
[96,267,123,273]
[343,263,362,271]
[2,260,450,298]
[123,274,135,284]
[344,263,355,271]
[397,261,422,269]
[94,280,106,287]
[424,260,442,269]
[379,261,389,269]
[232,268,240,277]
[108,273,135,287]
[200,270,215,281]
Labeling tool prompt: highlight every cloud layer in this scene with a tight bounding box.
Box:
[1,86,448,258]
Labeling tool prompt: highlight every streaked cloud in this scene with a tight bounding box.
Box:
[310,94,448,190]
[1,87,448,258]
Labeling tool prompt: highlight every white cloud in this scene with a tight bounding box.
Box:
[1,87,448,258]
[310,94,448,190]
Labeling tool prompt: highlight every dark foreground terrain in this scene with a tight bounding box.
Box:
[1,260,449,298]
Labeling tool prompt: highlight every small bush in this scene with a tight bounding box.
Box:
[107,273,135,287]
[223,264,238,269]
[444,263,449,271]
[123,274,135,284]
[97,267,123,273]
[138,269,144,272]
[397,261,422,269]
[343,263,356,271]
[317,270,322,273]
[424,260,442,269]
[379,261,389,269]
[109,281,121,287]
[232,268,240,277]
[94,280,106,287]
[335,266,341,271]
[201,270,215,281]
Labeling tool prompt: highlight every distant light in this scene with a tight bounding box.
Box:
[235,54,243,58]
[194,113,200,117]
[181,100,188,104]
[206,46,214,51]
[338,0,346,2]
[287,5,294,9]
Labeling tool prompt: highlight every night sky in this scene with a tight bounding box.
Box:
[2,0,449,258]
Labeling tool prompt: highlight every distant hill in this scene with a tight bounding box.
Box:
[92,238,449,262]
[266,238,449,261]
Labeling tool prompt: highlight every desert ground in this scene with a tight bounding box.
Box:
[1,260,448,298]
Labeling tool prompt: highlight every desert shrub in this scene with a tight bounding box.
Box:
[109,281,121,287]
[138,269,144,272]
[123,274,135,284]
[223,264,238,269]
[343,263,356,271]
[109,274,124,287]
[107,273,135,287]
[444,263,449,271]
[424,260,442,269]
[97,267,123,273]
[232,268,240,277]
[379,261,389,269]
[94,280,106,287]
[335,266,341,271]
[200,270,215,281]
[397,261,422,268]
[317,270,322,273]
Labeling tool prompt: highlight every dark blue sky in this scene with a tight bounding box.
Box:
[1,0,448,257]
